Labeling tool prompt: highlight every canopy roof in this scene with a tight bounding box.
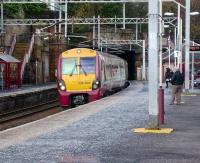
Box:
[0,54,20,63]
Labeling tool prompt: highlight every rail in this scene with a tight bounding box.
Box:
[20,34,35,80]
[0,100,59,124]
[8,33,17,55]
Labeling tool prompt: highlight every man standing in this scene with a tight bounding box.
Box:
[170,68,184,105]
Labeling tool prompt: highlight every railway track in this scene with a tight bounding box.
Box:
[0,100,63,131]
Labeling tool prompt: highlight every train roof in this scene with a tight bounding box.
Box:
[96,50,124,60]
[61,48,125,61]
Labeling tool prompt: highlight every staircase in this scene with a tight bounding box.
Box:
[12,43,29,61]
[11,34,35,84]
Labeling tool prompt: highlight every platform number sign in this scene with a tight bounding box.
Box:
[174,51,179,58]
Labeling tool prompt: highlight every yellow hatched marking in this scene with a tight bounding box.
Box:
[133,128,173,134]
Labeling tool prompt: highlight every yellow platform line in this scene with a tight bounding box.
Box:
[133,128,173,134]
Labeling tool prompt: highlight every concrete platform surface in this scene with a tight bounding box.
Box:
[0,82,200,163]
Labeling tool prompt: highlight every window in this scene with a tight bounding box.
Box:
[80,57,96,74]
[62,58,78,75]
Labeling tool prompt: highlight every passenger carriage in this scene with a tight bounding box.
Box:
[57,48,128,107]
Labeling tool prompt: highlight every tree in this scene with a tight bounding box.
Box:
[68,3,122,18]
[4,3,49,19]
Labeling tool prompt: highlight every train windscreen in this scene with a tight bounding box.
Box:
[80,57,96,74]
[62,58,78,75]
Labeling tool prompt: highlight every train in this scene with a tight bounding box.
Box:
[57,48,129,107]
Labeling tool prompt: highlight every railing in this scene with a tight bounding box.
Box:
[20,34,35,81]
[8,33,17,55]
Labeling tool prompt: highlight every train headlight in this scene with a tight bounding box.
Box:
[92,80,100,90]
[58,80,66,91]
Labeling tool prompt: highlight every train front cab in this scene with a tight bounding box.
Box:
[57,48,101,107]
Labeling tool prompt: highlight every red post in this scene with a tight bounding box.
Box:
[17,63,21,88]
[7,63,11,89]
[158,87,164,124]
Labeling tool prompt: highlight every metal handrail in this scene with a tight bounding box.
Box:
[8,33,17,55]
[20,34,35,80]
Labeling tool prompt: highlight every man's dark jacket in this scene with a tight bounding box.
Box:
[171,71,184,85]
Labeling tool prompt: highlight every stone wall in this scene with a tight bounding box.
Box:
[0,88,58,113]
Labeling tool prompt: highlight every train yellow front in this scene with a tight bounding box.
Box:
[57,48,128,107]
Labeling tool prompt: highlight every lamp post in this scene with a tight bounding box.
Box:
[168,35,171,68]
[0,1,3,33]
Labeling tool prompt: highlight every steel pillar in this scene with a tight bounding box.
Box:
[59,0,62,34]
[159,0,163,87]
[185,0,190,91]
[93,16,95,49]
[123,3,126,29]
[142,40,146,80]
[136,20,138,41]
[147,0,159,129]
[179,18,183,72]
[115,15,117,33]
[168,36,171,68]
[98,15,101,50]
[64,0,68,37]
[191,41,194,90]
[1,3,3,33]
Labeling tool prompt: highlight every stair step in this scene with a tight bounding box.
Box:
[12,43,29,61]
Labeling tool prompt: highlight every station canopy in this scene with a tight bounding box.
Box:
[0,54,20,63]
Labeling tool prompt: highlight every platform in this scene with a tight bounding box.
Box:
[0,83,57,114]
[0,83,56,98]
[1,81,200,162]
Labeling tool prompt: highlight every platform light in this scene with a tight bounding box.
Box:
[190,12,199,16]
[164,11,199,16]
[164,24,169,28]
[164,12,174,16]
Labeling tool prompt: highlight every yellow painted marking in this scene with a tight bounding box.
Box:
[133,128,173,134]
[181,93,197,97]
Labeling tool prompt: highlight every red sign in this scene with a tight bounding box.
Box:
[190,46,200,51]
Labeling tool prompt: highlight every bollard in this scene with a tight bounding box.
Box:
[158,87,164,124]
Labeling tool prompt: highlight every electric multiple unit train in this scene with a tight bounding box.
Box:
[57,48,128,107]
